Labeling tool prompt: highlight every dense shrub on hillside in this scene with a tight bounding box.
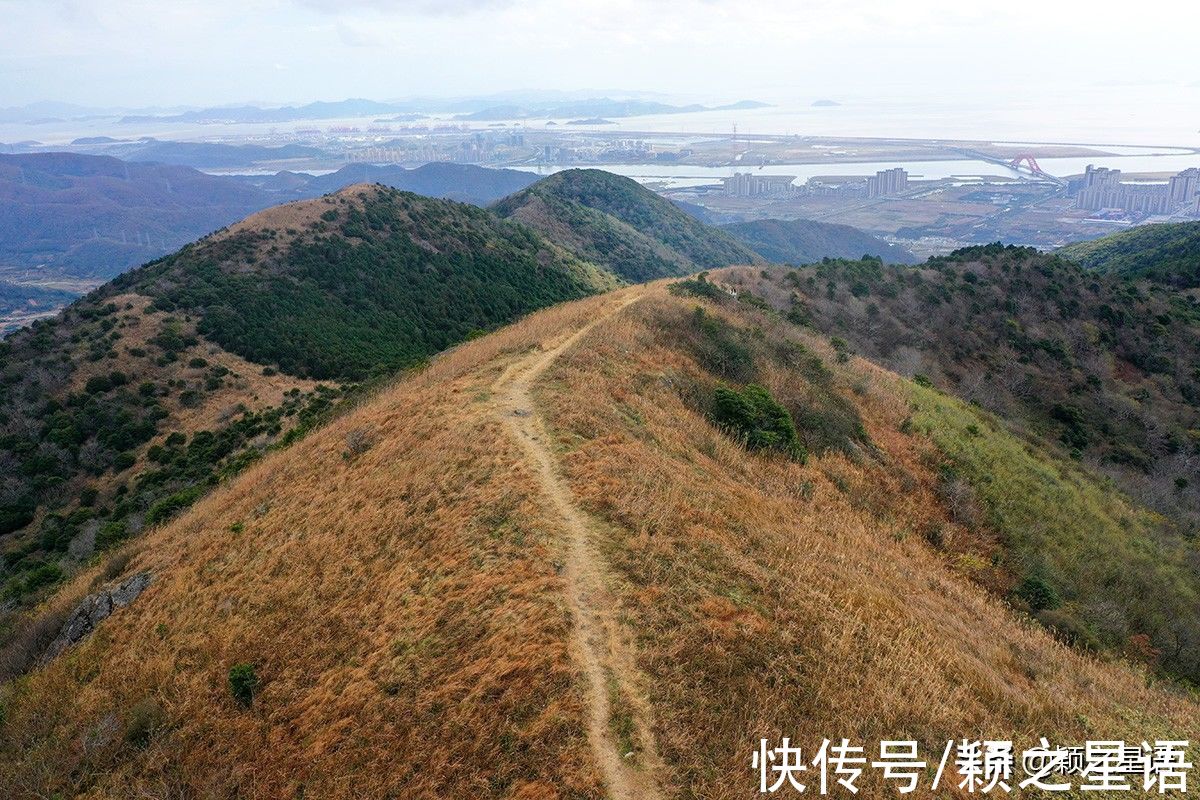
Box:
[228,663,258,707]
[0,292,346,606]
[667,298,871,459]
[668,272,728,303]
[712,384,805,460]
[911,384,1200,685]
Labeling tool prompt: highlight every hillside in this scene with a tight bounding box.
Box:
[0,184,615,623]
[714,245,1200,534]
[1,280,1195,797]
[494,169,764,281]
[1060,221,1200,288]
[722,217,919,265]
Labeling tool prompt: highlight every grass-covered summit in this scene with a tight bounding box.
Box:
[493,168,763,281]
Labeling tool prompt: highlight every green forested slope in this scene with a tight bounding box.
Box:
[1060,221,1200,288]
[494,169,763,281]
[722,217,918,265]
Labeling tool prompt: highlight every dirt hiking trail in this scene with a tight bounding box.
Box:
[491,289,666,800]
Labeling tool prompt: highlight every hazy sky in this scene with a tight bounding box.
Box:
[1,0,1198,108]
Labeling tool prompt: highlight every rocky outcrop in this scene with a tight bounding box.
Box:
[41,572,151,663]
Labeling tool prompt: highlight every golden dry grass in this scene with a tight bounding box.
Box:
[536,284,1199,797]
[213,186,377,244]
[0,293,639,799]
[1,282,1196,799]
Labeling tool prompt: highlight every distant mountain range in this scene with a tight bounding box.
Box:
[2,152,928,316]
[0,94,771,126]
[118,98,406,125]
[98,96,771,125]
[0,152,269,280]
[4,138,328,169]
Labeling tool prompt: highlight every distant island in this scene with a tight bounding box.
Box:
[455,98,772,121]
[566,118,616,126]
[812,99,842,107]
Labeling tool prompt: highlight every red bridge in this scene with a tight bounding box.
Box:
[1008,153,1047,175]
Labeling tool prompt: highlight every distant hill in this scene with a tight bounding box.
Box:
[117,97,771,125]
[456,98,769,121]
[62,138,328,170]
[79,138,327,169]
[119,98,403,125]
[1059,221,1200,288]
[0,152,269,279]
[0,281,79,334]
[722,217,919,264]
[0,154,542,293]
[494,168,763,281]
[239,162,539,207]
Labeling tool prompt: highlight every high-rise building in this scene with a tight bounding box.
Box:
[1169,168,1200,205]
[722,173,797,197]
[1074,164,1171,215]
[866,168,908,198]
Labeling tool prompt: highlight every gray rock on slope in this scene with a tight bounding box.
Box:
[41,572,152,663]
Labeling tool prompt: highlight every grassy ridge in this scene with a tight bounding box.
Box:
[0,284,1195,796]
[537,286,1199,795]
